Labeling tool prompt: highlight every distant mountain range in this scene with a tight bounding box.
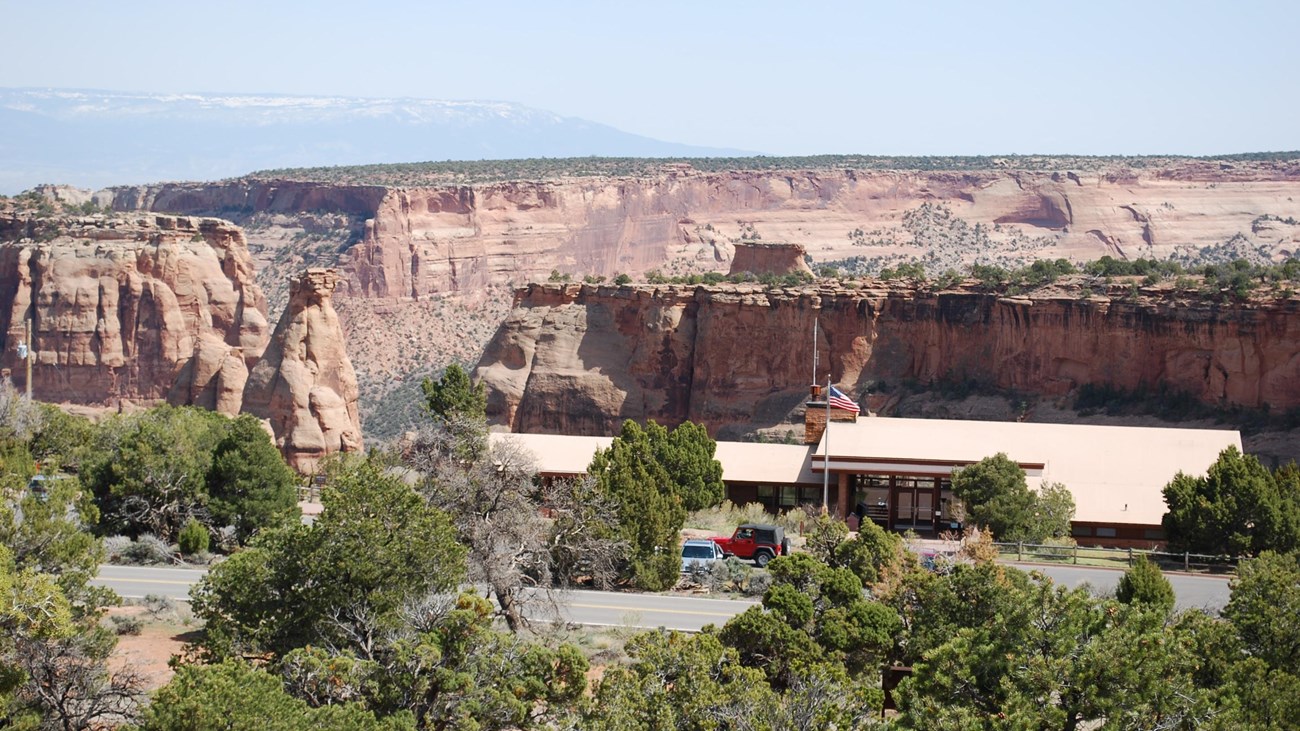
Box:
[0,87,752,193]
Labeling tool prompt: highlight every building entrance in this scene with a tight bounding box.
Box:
[852,474,957,534]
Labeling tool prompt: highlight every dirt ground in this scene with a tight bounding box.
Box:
[105,606,196,690]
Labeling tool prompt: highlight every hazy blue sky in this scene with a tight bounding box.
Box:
[2,0,1295,156]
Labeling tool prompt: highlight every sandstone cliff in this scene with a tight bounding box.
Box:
[475,282,1300,437]
[242,268,363,471]
[107,160,1300,304]
[0,213,269,405]
[0,209,362,470]
[100,158,1300,441]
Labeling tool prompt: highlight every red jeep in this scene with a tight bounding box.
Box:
[710,523,790,567]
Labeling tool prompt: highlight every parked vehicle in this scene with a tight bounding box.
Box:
[681,538,727,573]
[710,523,790,567]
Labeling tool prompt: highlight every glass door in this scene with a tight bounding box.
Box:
[895,490,914,528]
[916,491,934,526]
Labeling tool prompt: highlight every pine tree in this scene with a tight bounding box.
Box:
[206,414,298,544]
[421,364,486,423]
[1162,447,1295,555]
[657,420,725,511]
[1116,554,1175,614]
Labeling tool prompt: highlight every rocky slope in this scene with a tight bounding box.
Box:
[475,281,1300,439]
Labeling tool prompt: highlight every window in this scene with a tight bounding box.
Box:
[1094,527,1117,538]
[1071,525,1092,537]
[1143,529,1165,540]
[683,545,715,559]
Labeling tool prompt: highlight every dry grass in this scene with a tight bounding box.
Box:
[683,501,809,537]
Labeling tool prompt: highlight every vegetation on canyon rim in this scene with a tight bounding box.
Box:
[244,151,1300,186]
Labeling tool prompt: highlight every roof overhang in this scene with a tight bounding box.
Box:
[810,456,1045,478]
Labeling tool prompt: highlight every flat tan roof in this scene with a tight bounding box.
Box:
[813,417,1241,526]
[713,441,820,485]
[492,433,820,485]
[490,432,612,475]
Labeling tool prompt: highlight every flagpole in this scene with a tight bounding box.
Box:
[822,375,831,514]
[812,317,819,388]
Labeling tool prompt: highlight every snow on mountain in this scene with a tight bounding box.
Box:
[0,88,750,192]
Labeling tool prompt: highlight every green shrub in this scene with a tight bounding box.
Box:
[110,614,143,635]
[178,518,210,556]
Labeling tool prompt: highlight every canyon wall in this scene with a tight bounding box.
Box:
[475,282,1300,437]
[108,161,1300,305]
[98,159,1300,441]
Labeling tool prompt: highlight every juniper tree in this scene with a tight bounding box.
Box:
[588,420,686,591]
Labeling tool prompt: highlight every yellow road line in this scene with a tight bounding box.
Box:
[568,602,740,618]
[91,583,745,617]
[91,578,194,587]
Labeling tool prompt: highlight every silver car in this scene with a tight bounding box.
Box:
[681,539,726,573]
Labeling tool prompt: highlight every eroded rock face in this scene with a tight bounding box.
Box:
[108,161,1300,305]
[0,214,269,404]
[242,268,362,471]
[476,282,1300,436]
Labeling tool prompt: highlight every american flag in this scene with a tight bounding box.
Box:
[828,385,860,413]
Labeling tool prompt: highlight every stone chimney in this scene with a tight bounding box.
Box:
[804,383,857,444]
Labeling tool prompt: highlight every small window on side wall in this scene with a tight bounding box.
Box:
[1094,527,1117,538]
[1071,524,1092,537]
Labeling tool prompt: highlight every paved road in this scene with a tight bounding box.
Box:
[92,565,757,631]
[522,589,757,631]
[1005,563,1232,613]
[92,562,1233,631]
[94,565,207,601]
